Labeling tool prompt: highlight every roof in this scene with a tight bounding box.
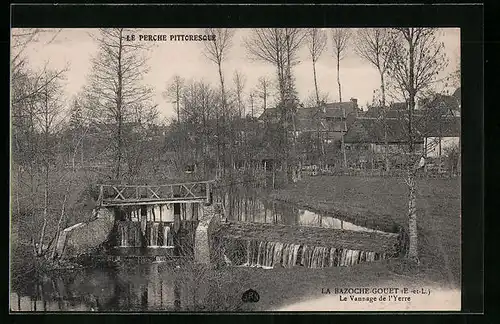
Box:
[344,118,419,144]
[389,102,407,110]
[295,107,322,131]
[420,93,460,112]
[344,114,460,144]
[421,116,461,137]
[364,106,410,119]
[259,101,358,121]
[319,102,356,118]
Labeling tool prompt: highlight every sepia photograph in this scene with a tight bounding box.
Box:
[10,25,463,312]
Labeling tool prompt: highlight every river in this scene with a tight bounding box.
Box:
[10,185,396,312]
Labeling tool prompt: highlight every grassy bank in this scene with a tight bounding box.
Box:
[269,175,461,288]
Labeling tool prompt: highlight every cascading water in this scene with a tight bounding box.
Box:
[119,222,128,247]
[117,222,143,247]
[163,226,172,247]
[236,240,388,269]
[149,222,160,247]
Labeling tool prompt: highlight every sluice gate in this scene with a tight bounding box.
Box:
[55,180,216,262]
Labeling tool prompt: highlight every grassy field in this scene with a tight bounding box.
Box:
[269,175,461,289]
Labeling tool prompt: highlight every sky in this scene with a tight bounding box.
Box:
[14,28,460,121]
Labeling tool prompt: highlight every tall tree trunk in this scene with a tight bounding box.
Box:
[407,170,418,259]
[407,31,418,260]
[263,87,267,111]
[313,60,320,105]
[51,193,68,259]
[39,88,50,256]
[313,59,324,163]
[337,54,347,170]
[337,55,342,102]
[116,30,124,180]
[38,165,48,256]
[217,61,227,174]
[176,84,180,122]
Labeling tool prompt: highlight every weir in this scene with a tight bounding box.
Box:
[55,179,400,269]
[214,222,399,255]
[55,180,216,262]
[225,239,388,269]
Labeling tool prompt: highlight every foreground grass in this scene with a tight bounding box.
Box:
[270,175,461,289]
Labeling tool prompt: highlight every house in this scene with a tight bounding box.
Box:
[344,112,460,169]
[421,116,460,159]
[316,99,360,143]
[259,98,360,144]
[419,93,460,117]
[344,118,425,154]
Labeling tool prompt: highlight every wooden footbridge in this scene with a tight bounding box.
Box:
[97,180,215,207]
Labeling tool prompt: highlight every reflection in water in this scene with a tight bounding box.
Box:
[10,262,208,312]
[224,189,387,233]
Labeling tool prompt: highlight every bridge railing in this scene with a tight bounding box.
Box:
[97,180,214,206]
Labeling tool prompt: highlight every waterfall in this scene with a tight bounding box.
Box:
[273,242,284,267]
[154,205,162,222]
[163,225,172,247]
[131,222,140,247]
[232,239,390,269]
[140,215,147,237]
[149,222,160,247]
[119,222,128,247]
[147,207,155,222]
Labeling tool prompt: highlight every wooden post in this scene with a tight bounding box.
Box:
[206,181,211,204]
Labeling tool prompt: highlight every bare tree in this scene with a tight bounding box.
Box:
[303,91,330,108]
[331,28,351,103]
[355,28,396,172]
[36,72,66,255]
[306,29,328,105]
[255,76,272,112]
[355,28,394,107]
[11,29,66,106]
[180,79,220,177]
[202,28,235,174]
[233,70,246,118]
[163,75,185,123]
[331,28,351,170]
[386,28,449,262]
[244,28,305,183]
[248,92,255,118]
[11,29,70,255]
[244,28,305,102]
[85,28,155,180]
[203,28,235,111]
